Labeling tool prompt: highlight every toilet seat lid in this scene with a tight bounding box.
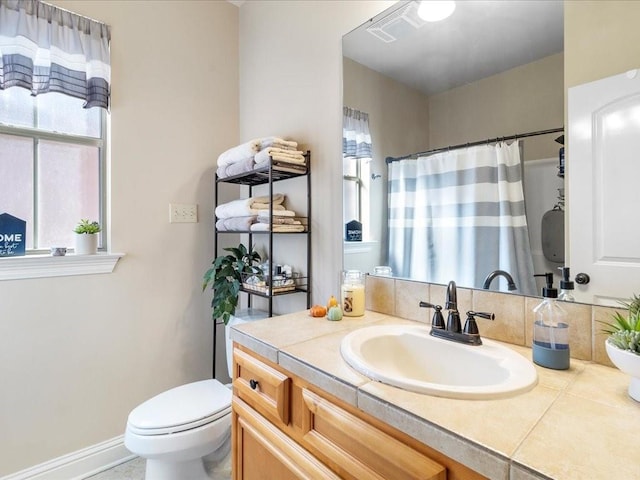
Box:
[127,379,231,434]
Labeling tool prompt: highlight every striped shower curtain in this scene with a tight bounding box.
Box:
[388,141,537,296]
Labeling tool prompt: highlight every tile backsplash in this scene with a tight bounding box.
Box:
[365,275,622,367]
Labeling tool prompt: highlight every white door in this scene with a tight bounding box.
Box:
[568,69,640,305]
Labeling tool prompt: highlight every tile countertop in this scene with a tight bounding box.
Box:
[230,310,640,480]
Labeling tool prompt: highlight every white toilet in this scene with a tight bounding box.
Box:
[124,310,267,479]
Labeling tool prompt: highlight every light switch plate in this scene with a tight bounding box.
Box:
[170,203,198,223]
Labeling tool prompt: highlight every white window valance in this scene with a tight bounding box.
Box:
[0,0,111,109]
[343,107,372,159]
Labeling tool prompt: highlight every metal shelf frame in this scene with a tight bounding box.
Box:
[211,152,312,378]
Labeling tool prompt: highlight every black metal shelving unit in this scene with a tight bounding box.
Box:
[212,151,312,378]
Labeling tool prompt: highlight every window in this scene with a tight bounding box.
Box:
[342,107,373,241]
[0,87,106,253]
[343,156,371,240]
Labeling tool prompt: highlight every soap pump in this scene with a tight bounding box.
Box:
[558,267,575,302]
[532,273,570,370]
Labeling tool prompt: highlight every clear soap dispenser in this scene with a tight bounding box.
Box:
[558,267,575,302]
[532,273,570,370]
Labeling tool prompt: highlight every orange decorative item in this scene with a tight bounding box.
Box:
[327,295,339,310]
[310,305,327,317]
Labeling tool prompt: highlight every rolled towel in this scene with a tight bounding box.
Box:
[217,139,261,167]
[216,157,256,179]
[215,216,257,231]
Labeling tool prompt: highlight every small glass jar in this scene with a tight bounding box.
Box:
[373,266,392,277]
[340,270,365,317]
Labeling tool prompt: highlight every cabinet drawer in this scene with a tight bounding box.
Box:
[301,388,446,480]
[233,347,291,425]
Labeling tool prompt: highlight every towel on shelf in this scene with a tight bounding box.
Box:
[250,223,306,232]
[260,161,307,175]
[216,198,296,219]
[215,216,257,231]
[217,139,262,167]
[255,148,306,165]
[216,157,256,179]
[251,193,285,205]
[260,137,298,150]
[250,203,286,211]
[257,215,300,225]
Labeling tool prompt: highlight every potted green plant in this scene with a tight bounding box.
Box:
[202,243,262,324]
[601,294,640,401]
[73,219,101,255]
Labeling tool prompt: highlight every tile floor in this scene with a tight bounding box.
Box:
[86,440,231,480]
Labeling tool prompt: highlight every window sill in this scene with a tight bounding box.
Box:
[343,240,379,254]
[0,253,125,281]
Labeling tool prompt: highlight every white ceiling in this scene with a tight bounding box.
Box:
[342,0,564,96]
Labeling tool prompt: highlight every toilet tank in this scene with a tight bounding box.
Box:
[224,309,269,379]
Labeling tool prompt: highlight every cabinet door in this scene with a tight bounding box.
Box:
[233,396,340,480]
[300,388,446,480]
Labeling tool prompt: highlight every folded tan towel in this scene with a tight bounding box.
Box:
[251,193,285,205]
[255,148,306,165]
[260,137,298,149]
[250,223,305,232]
[251,203,285,211]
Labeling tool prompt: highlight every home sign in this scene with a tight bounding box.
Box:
[0,213,26,257]
[345,219,362,242]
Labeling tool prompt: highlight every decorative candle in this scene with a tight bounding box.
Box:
[341,270,365,317]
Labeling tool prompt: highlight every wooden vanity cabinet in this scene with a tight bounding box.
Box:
[232,344,486,480]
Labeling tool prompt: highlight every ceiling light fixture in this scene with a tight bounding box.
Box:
[417,0,456,22]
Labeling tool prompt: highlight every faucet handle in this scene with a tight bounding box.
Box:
[463,311,495,335]
[467,311,495,321]
[419,301,445,329]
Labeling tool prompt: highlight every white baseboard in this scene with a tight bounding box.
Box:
[1,435,136,480]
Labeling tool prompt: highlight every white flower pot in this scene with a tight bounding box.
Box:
[75,233,98,255]
[605,339,640,402]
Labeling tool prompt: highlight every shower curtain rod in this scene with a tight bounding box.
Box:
[385,127,564,164]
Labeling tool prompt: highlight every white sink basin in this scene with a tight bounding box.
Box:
[340,324,537,400]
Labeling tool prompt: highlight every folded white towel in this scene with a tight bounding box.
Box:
[216,198,296,219]
[216,157,255,179]
[255,148,306,165]
[215,216,257,231]
[217,139,261,167]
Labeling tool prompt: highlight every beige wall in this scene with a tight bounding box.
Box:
[429,52,564,161]
[238,0,395,312]
[565,0,640,89]
[0,0,238,475]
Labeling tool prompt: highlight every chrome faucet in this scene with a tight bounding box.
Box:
[482,270,517,291]
[419,280,495,346]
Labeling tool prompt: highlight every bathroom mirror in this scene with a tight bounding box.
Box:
[342,0,566,296]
